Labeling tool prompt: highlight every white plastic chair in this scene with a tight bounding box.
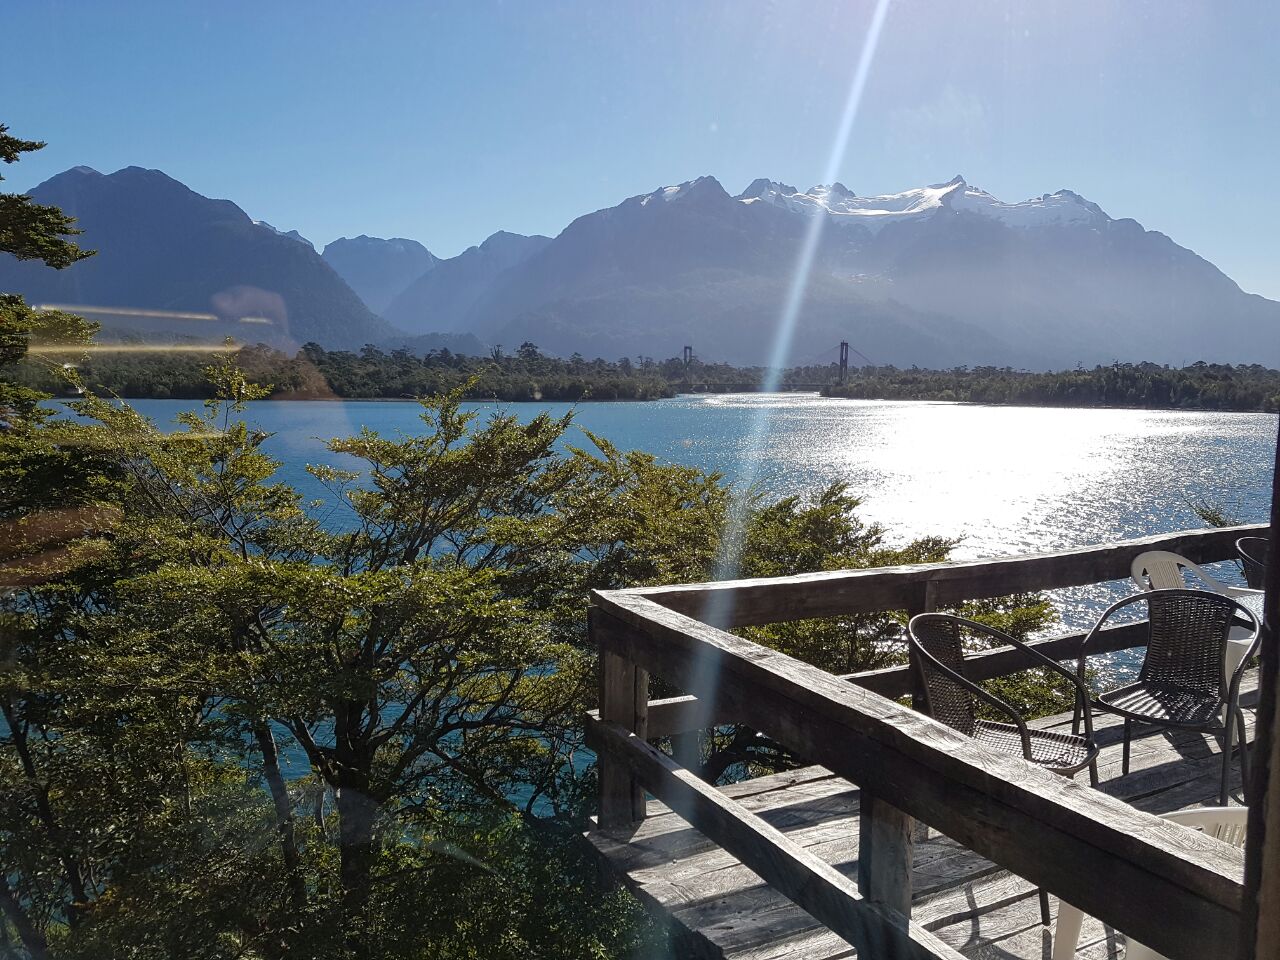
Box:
[1052,806,1248,960]
[1130,549,1263,677]
[1130,550,1259,597]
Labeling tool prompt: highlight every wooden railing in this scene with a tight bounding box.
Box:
[586,524,1265,960]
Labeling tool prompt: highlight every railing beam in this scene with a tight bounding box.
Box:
[618,523,1264,628]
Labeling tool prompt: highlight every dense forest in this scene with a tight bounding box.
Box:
[823,362,1280,412]
[17,339,1280,412]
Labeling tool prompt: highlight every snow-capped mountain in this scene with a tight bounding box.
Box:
[435,174,1279,368]
[740,176,1104,231]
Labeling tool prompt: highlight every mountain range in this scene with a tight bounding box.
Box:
[3,166,1276,368]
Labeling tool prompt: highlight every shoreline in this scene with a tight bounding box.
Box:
[96,390,1278,415]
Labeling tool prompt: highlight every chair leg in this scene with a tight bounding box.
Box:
[1236,708,1251,799]
[1039,888,1051,926]
[1220,722,1234,807]
[1072,702,1081,737]
[1122,719,1132,776]
[1088,758,1099,788]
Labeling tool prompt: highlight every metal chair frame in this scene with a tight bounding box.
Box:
[908,613,1101,926]
[1074,588,1260,806]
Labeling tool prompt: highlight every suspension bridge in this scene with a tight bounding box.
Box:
[677,341,875,393]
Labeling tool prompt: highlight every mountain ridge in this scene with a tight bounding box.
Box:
[1,165,401,350]
[4,166,1276,367]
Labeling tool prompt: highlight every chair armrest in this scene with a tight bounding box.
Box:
[1225,596,1262,705]
[1222,585,1264,599]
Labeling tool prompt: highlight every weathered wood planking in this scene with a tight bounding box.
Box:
[590,597,1246,960]
[587,678,1257,960]
[586,715,965,960]
[610,524,1263,628]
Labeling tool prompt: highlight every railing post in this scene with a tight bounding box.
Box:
[858,790,915,918]
[905,580,936,846]
[906,579,938,713]
[594,608,649,828]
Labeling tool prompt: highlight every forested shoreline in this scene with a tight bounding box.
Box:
[15,340,1280,411]
[822,362,1280,412]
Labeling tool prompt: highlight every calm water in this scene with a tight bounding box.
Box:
[128,394,1276,634]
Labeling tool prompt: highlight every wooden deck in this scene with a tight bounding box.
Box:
[588,672,1258,960]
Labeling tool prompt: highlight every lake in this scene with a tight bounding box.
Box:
[127,393,1276,635]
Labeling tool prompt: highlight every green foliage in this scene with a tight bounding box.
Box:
[20,346,1280,413]
[0,122,97,421]
[824,361,1280,412]
[0,124,94,269]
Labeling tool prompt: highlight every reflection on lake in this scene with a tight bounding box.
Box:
[127,393,1275,642]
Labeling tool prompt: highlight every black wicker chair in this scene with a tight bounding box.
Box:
[907,613,1100,926]
[1237,536,1269,590]
[1074,588,1260,806]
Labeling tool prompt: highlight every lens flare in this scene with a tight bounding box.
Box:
[706,0,893,609]
[34,304,273,325]
[685,0,895,735]
[36,304,220,322]
[27,343,239,354]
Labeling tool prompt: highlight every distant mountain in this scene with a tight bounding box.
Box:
[0,166,400,350]
[254,220,315,250]
[12,165,1275,368]
[412,175,1279,368]
[383,231,551,334]
[321,235,438,314]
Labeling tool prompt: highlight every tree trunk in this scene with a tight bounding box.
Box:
[335,781,379,959]
[252,721,307,912]
[0,875,48,960]
[1,701,89,926]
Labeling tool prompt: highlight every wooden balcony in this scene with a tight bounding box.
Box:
[584,524,1269,960]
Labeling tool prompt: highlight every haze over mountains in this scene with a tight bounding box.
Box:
[4,165,1277,368]
[321,236,438,314]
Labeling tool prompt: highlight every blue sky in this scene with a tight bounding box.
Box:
[6,0,1279,297]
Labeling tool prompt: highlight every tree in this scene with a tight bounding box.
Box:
[0,125,93,269]
[0,123,97,421]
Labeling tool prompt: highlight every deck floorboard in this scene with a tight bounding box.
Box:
[587,671,1258,959]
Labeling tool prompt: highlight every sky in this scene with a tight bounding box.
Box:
[6,0,1279,298]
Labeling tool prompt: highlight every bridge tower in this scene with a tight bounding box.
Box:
[838,341,849,384]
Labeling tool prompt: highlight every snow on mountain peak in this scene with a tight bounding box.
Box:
[638,175,727,206]
[734,175,1107,231]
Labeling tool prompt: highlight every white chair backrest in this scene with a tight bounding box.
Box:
[1130,550,1229,593]
[1053,806,1248,960]
[1159,805,1249,848]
